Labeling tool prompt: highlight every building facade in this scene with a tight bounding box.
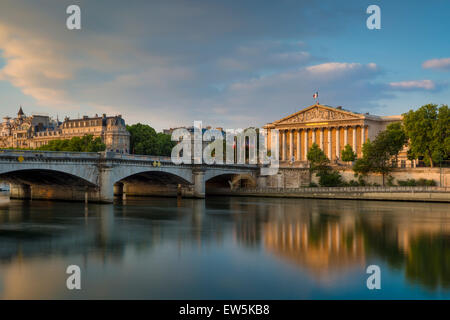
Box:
[265,104,411,166]
[0,107,130,153]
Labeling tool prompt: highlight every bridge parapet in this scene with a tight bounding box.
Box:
[0,149,101,161]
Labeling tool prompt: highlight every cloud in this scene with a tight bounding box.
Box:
[195,62,390,128]
[389,80,443,91]
[422,58,450,71]
[0,0,433,130]
[0,0,363,129]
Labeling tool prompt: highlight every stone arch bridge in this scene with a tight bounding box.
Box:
[0,150,262,203]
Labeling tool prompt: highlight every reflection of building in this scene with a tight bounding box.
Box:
[0,107,130,153]
[265,104,410,166]
[263,219,365,276]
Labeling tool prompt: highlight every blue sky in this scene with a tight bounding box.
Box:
[0,0,449,130]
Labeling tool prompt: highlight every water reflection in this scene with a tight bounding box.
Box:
[0,192,448,299]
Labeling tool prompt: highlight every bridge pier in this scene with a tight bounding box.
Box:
[114,183,124,196]
[95,167,114,203]
[9,183,31,200]
[193,170,205,198]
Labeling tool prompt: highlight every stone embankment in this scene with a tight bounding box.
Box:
[212,186,450,202]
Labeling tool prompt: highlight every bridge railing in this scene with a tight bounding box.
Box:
[0,149,261,168]
[104,152,173,163]
[235,186,450,193]
[0,149,101,159]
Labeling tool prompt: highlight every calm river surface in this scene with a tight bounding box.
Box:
[0,192,449,299]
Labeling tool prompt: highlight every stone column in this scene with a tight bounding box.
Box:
[352,125,357,153]
[281,130,286,161]
[361,125,366,157]
[289,130,294,161]
[344,126,348,146]
[193,170,205,198]
[336,127,340,159]
[327,129,332,160]
[304,129,308,160]
[320,128,324,151]
[296,129,301,161]
[312,128,316,144]
[361,125,366,143]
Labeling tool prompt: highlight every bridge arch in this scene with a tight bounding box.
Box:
[111,166,194,185]
[205,172,257,190]
[0,166,98,186]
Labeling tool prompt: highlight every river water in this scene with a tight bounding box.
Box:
[0,192,448,299]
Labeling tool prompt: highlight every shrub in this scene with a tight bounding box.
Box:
[387,176,395,186]
[397,179,416,186]
[317,170,343,187]
[308,182,318,188]
[347,180,360,187]
[357,176,367,186]
[397,178,436,186]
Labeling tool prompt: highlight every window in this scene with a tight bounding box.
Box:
[401,160,406,168]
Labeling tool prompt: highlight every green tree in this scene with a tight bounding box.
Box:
[307,143,329,172]
[403,104,450,167]
[353,123,407,185]
[307,143,343,187]
[126,123,175,156]
[341,144,356,162]
[37,135,105,152]
[353,143,372,176]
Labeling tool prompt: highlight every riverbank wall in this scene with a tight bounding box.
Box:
[208,186,450,202]
[265,167,450,188]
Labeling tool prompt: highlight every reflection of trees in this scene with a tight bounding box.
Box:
[241,198,450,291]
[358,207,450,291]
[359,220,405,269]
[406,235,450,289]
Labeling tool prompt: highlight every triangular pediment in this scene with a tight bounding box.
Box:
[272,104,364,125]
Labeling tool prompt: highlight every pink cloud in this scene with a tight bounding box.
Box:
[422,58,450,71]
[389,80,436,91]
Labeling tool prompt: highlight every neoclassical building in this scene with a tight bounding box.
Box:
[0,107,130,153]
[265,104,407,165]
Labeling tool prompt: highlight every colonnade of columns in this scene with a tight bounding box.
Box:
[279,125,367,162]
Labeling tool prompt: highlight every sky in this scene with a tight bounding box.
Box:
[0,0,449,131]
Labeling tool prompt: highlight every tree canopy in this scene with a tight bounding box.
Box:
[307,143,329,172]
[353,123,407,185]
[341,144,357,162]
[402,104,449,167]
[37,134,105,152]
[307,143,343,187]
[126,123,175,156]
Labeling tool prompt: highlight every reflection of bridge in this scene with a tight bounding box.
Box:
[0,150,260,203]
